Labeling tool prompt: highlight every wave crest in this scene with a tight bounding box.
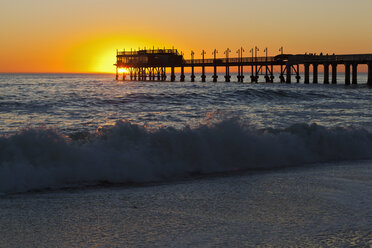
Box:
[1,120,371,193]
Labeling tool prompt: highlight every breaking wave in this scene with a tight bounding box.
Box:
[1,119,372,194]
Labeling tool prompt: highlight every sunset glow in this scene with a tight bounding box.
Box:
[1,0,372,73]
[118,68,129,74]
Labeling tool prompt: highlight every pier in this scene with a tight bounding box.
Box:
[115,48,372,85]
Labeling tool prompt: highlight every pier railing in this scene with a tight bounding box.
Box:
[290,54,372,63]
[118,49,180,56]
[184,56,276,65]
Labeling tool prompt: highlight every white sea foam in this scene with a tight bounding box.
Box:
[0,119,371,193]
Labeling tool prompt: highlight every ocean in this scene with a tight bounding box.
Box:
[0,73,371,247]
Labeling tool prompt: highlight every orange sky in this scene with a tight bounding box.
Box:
[1,0,371,73]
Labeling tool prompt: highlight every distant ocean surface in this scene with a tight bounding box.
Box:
[0,73,371,247]
[0,73,371,193]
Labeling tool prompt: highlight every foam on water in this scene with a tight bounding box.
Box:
[1,119,371,193]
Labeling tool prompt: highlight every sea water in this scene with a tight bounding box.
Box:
[0,73,371,246]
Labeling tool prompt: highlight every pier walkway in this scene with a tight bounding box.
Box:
[115,48,372,85]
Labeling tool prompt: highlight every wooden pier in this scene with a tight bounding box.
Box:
[115,48,372,85]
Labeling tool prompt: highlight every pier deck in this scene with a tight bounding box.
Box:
[115,48,372,85]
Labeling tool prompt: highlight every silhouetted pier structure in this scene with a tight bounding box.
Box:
[115,48,372,85]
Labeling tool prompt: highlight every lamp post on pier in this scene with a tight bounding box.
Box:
[224,48,231,82]
[115,49,119,80]
[254,46,259,82]
[279,46,285,83]
[250,48,254,82]
[191,50,195,82]
[212,49,218,82]
[201,50,206,82]
[264,47,269,82]
[180,52,185,82]
[237,47,245,82]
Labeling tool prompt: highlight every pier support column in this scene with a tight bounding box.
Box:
[123,72,126,81]
[270,65,274,83]
[313,64,318,84]
[130,69,133,81]
[157,68,160,81]
[332,63,337,84]
[191,66,195,82]
[265,75,270,83]
[151,68,155,81]
[264,65,269,83]
[304,63,310,84]
[279,65,285,83]
[352,63,358,85]
[237,66,244,82]
[159,68,163,81]
[212,66,218,82]
[137,68,141,81]
[171,67,176,82]
[201,66,206,82]
[180,67,185,82]
[295,64,301,83]
[240,66,244,83]
[368,63,372,85]
[286,63,291,84]
[148,68,151,81]
[345,63,351,85]
[251,65,255,83]
[225,65,231,82]
[323,63,329,84]
[237,66,241,82]
[140,68,144,81]
[115,67,118,80]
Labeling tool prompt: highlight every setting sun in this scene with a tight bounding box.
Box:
[118,68,129,74]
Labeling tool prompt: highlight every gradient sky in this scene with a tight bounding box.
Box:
[1,0,371,73]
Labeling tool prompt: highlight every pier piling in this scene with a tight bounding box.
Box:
[270,65,274,83]
[345,63,351,85]
[225,65,231,82]
[286,63,291,84]
[304,64,310,84]
[368,63,372,85]
[201,66,206,82]
[332,63,337,84]
[296,64,301,83]
[279,65,285,83]
[171,67,175,82]
[213,66,218,82]
[352,63,358,84]
[240,66,245,82]
[324,63,329,84]
[191,66,195,82]
[180,67,185,82]
[313,64,318,84]
[251,66,255,83]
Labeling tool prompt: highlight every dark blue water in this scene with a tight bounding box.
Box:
[0,73,371,193]
[1,73,371,134]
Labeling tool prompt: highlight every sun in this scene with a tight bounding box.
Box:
[118,68,129,74]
